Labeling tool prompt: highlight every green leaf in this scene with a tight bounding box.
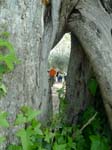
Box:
[0,64,7,73]
[0,136,6,144]
[0,39,15,54]
[26,109,41,122]
[0,83,7,94]
[57,136,65,144]
[67,137,76,150]
[81,106,96,124]
[4,55,14,70]
[90,135,109,150]
[15,113,26,125]
[0,111,9,127]
[53,142,66,150]
[7,145,22,150]
[34,123,43,135]
[20,106,29,114]
[20,106,41,122]
[38,147,47,150]
[16,128,32,150]
[88,78,98,96]
[75,129,87,150]
[0,39,19,71]
[44,128,54,143]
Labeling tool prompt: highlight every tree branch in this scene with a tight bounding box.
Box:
[80,112,97,132]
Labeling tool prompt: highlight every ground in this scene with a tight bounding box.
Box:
[52,82,63,114]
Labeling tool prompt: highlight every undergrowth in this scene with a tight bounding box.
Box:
[0,104,111,150]
[0,32,111,150]
[0,85,111,150]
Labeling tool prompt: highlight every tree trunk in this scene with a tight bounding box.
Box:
[68,0,112,129]
[42,0,112,129]
[1,0,112,147]
[65,33,92,124]
[0,1,52,148]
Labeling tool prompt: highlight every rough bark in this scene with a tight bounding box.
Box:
[68,0,112,129]
[0,0,52,148]
[65,34,92,124]
[0,0,112,147]
[43,0,112,129]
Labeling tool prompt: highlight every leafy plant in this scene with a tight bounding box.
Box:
[87,78,98,96]
[0,37,111,150]
[0,39,19,71]
[57,86,68,121]
[0,32,19,144]
[90,135,110,150]
[5,106,78,150]
[0,104,111,150]
[0,111,9,127]
[0,32,19,96]
[0,111,9,144]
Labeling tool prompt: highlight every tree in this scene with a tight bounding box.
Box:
[0,1,52,148]
[0,0,112,148]
[42,0,112,129]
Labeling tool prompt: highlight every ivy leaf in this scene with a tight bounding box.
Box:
[90,135,109,150]
[7,145,22,150]
[26,109,41,122]
[67,137,76,149]
[57,136,65,144]
[16,128,32,150]
[34,123,43,135]
[15,114,26,125]
[0,64,7,73]
[44,128,54,143]
[0,39,19,71]
[38,147,47,150]
[0,83,7,94]
[4,55,14,70]
[81,106,96,124]
[88,78,98,96]
[53,142,66,150]
[0,39,15,53]
[20,106,41,123]
[0,111,9,127]
[75,129,87,150]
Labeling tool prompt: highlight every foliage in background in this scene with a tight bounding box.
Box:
[48,34,70,72]
[48,53,70,72]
